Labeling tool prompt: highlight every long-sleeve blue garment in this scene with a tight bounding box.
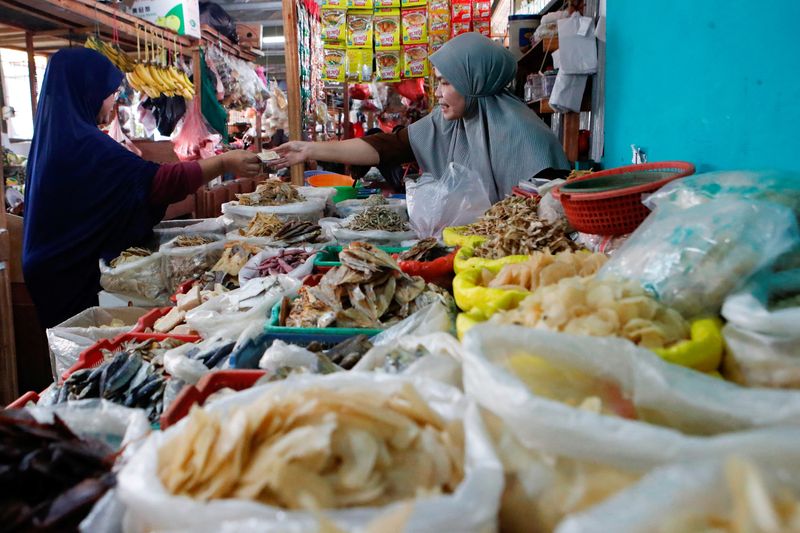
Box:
[23,48,161,327]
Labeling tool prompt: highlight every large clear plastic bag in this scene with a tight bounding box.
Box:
[405,163,492,240]
[722,268,800,337]
[221,197,327,227]
[643,169,800,214]
[462,324,800,532]
[723,322,800,389]
[159,235,226,293]
[99,253,169,302]
[558,454,800,533]
[599,199,800,318]
[319,216,419,246]
[46,306,148,380]
[172,99,222,161]
[336,197,408,220]
[117,374,503,533]
[153,218,229,246]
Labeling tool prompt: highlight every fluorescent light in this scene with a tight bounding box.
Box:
[262,35,285,44]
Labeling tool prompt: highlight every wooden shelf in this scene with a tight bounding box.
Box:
[201,24,257,62]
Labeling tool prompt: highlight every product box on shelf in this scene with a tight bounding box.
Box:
[130,0,201,38]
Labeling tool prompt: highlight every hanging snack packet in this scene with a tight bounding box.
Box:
[403,44,430,78]
[401,0,426,8]
[451,0,471,22]
[452,21,471,37]
[430,33,448,54]
[347,0,373,8]
[321,9,346,42]
[320,0,346,6]
[472,0,491,19]
[474,19,491,37]
[429,5,451,35]
[323,45,346,82]
[374,0,400,7]
[347,10,374,48]
[374,9,401,48]
[376,48,402,82]
[402,7,428,44]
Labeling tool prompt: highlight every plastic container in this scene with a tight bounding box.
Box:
[131,307,202,340]
[265,300,384,339]
[313,245,408,271]
[308,173,357,203]
[553,162,695,235]
[62,332,201,382]
[508,14,541,59]
[228,330,362,369]
[160,370,266,428]
[169,279,198,304]
[7,390,41,409]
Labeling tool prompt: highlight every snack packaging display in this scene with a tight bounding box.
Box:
[346,48,374,82]
[429,9,451,36]
[320,0,346,7]
[401,7,428,44]
[473,19,491,37]
[375,48,403,81]
[321,8,346,42]
[324,45,346,82]
[451,0,471,22]
[374,8,401,48]
[346,10,374,48]
[472,0,490,19]
[403,44,430,78]
[401,0,426,8]
[451,21,472,37]
[347,0,373,8]
[430,33,448,53]
[374,0,400,7]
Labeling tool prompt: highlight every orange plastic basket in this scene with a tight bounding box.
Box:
[553,162,695,235]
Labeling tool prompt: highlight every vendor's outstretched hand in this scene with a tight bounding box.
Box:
[271,141,311,169]
[224,150,262,178]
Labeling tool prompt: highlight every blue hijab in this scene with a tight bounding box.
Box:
[23,48,160,327]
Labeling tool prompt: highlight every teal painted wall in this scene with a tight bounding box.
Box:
[603,2,800,172]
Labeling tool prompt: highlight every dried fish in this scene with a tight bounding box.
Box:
[463,196,541,237]
[271,220,323,245]
[471,218,580,259]
[398,238,452,262]
[238,213,283,238]
[364,193,388,206]
[0,411,116,532]
[256,249,313,277]
[173,235,216,247]
[109,247,152,268]
[347,206,408,232]
[236,179,305,206]
[287,242,442,329]
[201,242,263,290]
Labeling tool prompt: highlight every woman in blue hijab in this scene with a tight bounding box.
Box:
[271,33,567,201]
[23,48,260,327]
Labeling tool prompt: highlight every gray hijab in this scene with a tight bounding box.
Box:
[408,33,568,202]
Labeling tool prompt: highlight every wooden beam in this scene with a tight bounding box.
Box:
[192,46,202,101]
[563,112,580,163]
[281,0,303,185]
[25,32,38,118]
[0,175,19,405]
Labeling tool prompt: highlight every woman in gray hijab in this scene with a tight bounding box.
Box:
[272,33,568,201]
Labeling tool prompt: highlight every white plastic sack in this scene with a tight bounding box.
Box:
[225,230,335,251]
[238,247,317,286]
[221,198,326,228]
[185,275,301,339]
[153,217,229,246]
[722,268,800,337]
[462,325,800,467]
[319,216,418,246]
[557,454,800,533]
[336,198,408,221]
[371,301,454,346]
[159,234,226,293]
[600,199,800,318]
[118,373,503,533]
[556,13,597,75]
[723,323,800,389]
[549,72,588,113]
[536,178,567,224]
[406,163,493,239]
[99,253,168,302]
[46,307,147,380]
[258,340,320,373]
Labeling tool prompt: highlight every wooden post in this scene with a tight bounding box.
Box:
[282,0,304,185]
[25,32,37,118]
[192,46,202,102]
[342,82,350,140]
[255,110,262,151]
[0,196,19,405]
[563,112,580,164]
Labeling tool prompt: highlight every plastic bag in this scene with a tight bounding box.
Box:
[549,72,588,113]
[600,199,800,318]
[99,253,169,302]
[106,115,142,156]
[574,232,630,255]
[406,163,492,239]
[556,13,598,74]
[185,276,302,339]
[643,169,800,214]
[397,248,456,287]
[117,373,503,533]
[721,268,800,337]
[442,226,487,250]
[723,323,800,388]
[453,243,529,274]
[172,99,221,162]
[153,218,229,246]
[335,197,408,220]
[221,198,327,228]
[536,178,566,224]
[238,247,317,286]
[370,301,455,346]
[319,216,419,246]
[163,337,234,385]
[46,307,147,380]
[159,235,225,294]
[558,454,800,533]
[452,266,531,320]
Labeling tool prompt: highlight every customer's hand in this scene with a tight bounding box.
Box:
[271,141,311,169]
[223,150,261,178]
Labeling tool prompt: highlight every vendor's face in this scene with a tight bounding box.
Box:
[434,68,466,120]
[96,90,117,126]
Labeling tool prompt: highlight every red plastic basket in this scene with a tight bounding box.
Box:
[6,390,41,409]
[553,162,695,235]
[394,249,457,289]
[132,307,201,339]
[62,332,201,382]
[160,369,266,428]
[169,279,198,304]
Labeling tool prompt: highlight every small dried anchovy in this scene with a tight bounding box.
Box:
[173,235,216,247]
[347,206,407,232]
[463,196,541,237]
[109,247,152,268]
[472,219,580,259]
[238,213,284,237]
[364,194,388,206]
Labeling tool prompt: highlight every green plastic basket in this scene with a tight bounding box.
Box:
[313,245,409,269]
[265,300,385,338]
